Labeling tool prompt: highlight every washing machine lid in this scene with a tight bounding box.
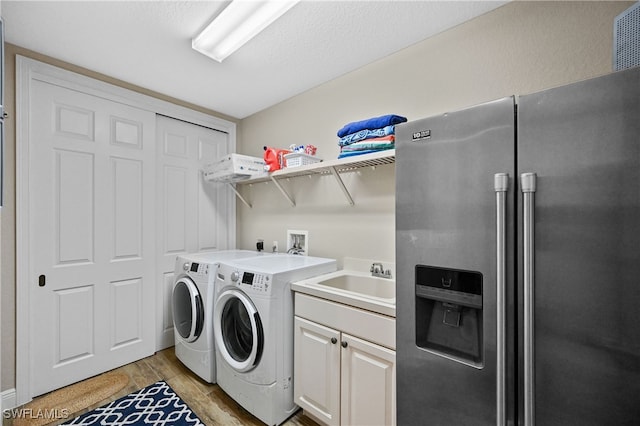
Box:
[214,288,263,373]
[172,277,204,343]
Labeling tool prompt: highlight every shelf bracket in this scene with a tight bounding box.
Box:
[329,166,355,205]
[227,183,252,209]
[270,176,296,207]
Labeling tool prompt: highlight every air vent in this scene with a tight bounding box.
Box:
[614,2,640,71]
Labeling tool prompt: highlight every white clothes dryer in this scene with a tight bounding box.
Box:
[213,254,336,425]
[172,250,264,383]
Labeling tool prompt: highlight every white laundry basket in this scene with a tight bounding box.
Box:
[284,153,322,168]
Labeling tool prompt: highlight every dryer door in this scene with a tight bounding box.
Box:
[214,288,264,373]
[172,277,204,343]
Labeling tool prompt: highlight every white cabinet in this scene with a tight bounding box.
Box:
[293,293,396,426]
[340,333,396,426]
[294,317,341,426]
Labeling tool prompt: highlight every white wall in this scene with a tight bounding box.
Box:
[236,1,633,265]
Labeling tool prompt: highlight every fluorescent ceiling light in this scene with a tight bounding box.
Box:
[192,0,300,63]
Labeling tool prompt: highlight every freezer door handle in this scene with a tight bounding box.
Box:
[494,173,508,426]
[521,172,537,426]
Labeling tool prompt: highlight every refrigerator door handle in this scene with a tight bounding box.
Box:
[494,173,509,426]
[521,172,537,426]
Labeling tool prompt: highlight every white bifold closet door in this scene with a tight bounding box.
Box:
[29,80,156,396]
[156,115,231,350]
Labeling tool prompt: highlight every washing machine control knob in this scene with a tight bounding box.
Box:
[183,262,190,271]
[230,271,240,282]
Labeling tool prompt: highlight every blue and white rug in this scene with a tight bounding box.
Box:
[61,380,205,425]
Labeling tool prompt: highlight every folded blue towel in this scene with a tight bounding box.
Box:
[341,142,395,152]
[338,149,380,159]
[337,114,407,138]
[338,125,395,146]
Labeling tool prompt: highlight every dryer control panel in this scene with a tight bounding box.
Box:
[186,262,210,277]
[239,270,272,294]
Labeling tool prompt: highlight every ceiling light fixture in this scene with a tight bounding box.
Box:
[192,0,300,63]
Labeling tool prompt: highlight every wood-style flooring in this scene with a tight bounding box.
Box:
[6,348,320,426]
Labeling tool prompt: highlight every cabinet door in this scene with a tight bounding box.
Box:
[341,333,396,426]
[294,316,341,426]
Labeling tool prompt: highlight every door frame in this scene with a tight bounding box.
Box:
[15,55,236,405]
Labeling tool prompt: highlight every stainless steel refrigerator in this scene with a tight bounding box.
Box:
[395,67,640,426]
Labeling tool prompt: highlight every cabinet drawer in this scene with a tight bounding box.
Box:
[295,293,395,350]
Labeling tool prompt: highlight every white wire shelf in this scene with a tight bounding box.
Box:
[230,149,395,207]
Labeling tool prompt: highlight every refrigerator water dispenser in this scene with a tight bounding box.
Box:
[415,265,483,366]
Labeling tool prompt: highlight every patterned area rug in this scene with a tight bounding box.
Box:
[61,381,204,426]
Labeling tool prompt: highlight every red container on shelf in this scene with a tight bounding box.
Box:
[263,146,291,172]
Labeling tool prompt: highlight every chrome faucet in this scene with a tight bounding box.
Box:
[370,262,392,279]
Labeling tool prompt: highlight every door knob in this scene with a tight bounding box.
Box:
[38,275,46,287]
[341,341,348,348]
[331,337,337,344]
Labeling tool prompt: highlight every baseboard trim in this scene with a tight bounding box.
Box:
[1,388,17,410]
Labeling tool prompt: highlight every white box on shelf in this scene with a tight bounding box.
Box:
[203,153,268,183]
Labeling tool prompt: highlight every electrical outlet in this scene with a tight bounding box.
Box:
[286,230,308,256]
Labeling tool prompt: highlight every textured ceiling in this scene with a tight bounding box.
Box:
[2,1,506,119]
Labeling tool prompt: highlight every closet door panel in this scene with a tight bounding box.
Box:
[29,80,156,396]
[156,116,231,349]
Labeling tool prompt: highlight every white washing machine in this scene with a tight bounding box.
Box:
[213,254,336,425]
[172,250,265,383]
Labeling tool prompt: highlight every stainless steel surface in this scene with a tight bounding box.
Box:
[397,67,640,426]
[517,67,640,425]
[520,173,536,426]
[494,173,508,426]
[396,97,516,425]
